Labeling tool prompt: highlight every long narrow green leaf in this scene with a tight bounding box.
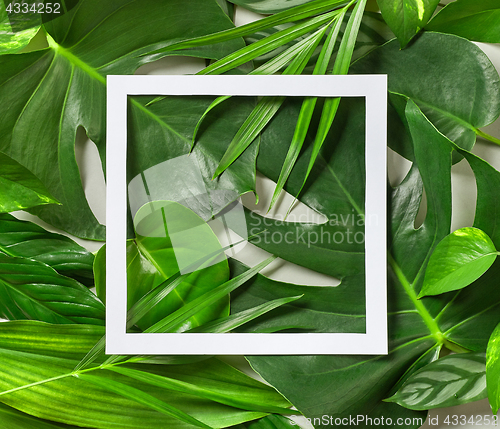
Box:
[73,335,105,372]
[267,6,352,211]
[77,373,214,429]
[192,25,328,150]
[108,366,292,415]
[212,24,332,179]
[147,0,350,56]
[187,295,303,334]
[146,256,277,334]
[294,0,368,204]
[198,10,342,76]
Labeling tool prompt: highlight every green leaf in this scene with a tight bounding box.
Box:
[377,0,440,48]
[0,321,291,428]
[419,227,498,298]
[0,0,245,239]
[0,151,59,213]
[0,213,95,286]
[198,10,342,76]
[386,353,487,410]
[0,4,40,55]
[212,23,329,179]
[145,256,276,334]
[228,0,319,14]
[237,415,297,428]
[229,93,500,425]
[426,0,500,43]
[486,322,500,414]
[0,401,79,429]
[108,366,292,415]
[350,32,500,157]
[148,0,351,56]
[188,294,304,333]
[0,252,104,325]
[77,374,214,429]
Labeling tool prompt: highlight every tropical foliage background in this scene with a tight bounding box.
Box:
[0,0,500,428]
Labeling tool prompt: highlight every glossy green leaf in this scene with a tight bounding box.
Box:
[0,151,59,213]
[236,415,297,429]
[109,367,292,415]
[77,374,213,429]
[188,294,303,333]
[0,4,40,55]
[426,0,500,43]
[0,213,95,286]
[419,227,498,298]
[0,252,104,325]
[145,256,276,334]
[0,321,291,428]
[486,322,500,414]
[0,401,79,429]
[0,0,244,239]
[386,353,487,410]
[377,0,440,48]
[350,32,500,157]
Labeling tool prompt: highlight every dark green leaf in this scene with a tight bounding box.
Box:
[350,32,500,157]
[0,151,59,213]
[0,213,95,286]
[0,0,244,239]
[377,0,440,47]
[486,322,500,414]
[426,0,500,43]
[0,252,104,325]
[419,227,498,298]
[386,353,487,410]
[237,415,297,428]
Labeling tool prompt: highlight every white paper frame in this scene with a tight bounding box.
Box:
[106,75,388,355]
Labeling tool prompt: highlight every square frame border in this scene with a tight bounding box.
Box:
[106,75,388,355]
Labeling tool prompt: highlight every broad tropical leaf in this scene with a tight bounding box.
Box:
[0,152,59,213]
[377,0,440,48]
[0,321,292,429]
[0,213,95,286]
[386,353,487,410]
[350,32,500,156]
[426,0,500,43]
[419,227,498,298]
[0,0,245,239]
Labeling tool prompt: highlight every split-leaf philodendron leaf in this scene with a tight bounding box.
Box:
[0,0,245,240]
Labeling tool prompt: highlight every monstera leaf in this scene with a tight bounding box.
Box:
[224,89,500,426]
[0,0,245,240]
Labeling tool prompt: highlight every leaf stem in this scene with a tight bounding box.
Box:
[388,254,442,341]
[476,129,500,147]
